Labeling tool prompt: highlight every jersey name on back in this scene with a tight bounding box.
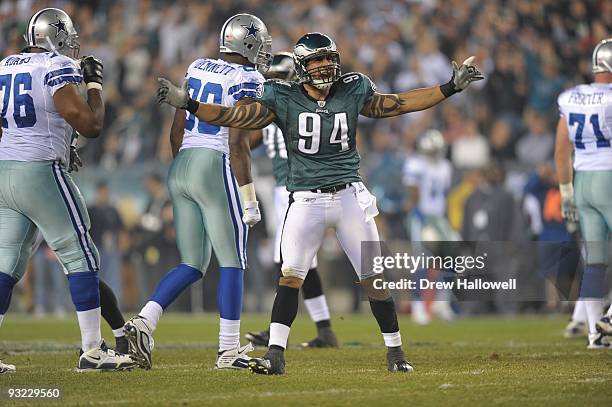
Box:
[181,58,264,155]
[0,52,81,164]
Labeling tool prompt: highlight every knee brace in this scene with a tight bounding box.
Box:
[360,275,391,301]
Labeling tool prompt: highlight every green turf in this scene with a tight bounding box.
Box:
[1,314,611,406]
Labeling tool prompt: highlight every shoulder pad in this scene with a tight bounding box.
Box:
[267,78,292,87]
[338,72,376,92]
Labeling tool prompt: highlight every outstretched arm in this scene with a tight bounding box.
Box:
[361,56,484,118]
[361,88,446,118]
[157,78,276,129]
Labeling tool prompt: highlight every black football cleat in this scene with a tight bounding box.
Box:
[387,347,414,373]
[248,347,285,375]
[301,327,339,348]
[245,329,270,347]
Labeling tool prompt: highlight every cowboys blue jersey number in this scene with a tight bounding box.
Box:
[558,83,612,170]
[0,52,81,164]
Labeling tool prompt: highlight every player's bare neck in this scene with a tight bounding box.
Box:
[593,72,612,84]
[222,53,252,67]
[303,83,330,101]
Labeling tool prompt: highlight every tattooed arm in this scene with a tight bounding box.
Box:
[157,77,276,129]
[360,56,484,119]
[360,87,446,118]
[192,98,276,129]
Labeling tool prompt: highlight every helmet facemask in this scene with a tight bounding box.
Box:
[253,33,273,74]
[297,51,341,90]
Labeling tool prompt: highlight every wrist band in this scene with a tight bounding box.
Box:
[186,98,199,114]
[439,81,458,98]
[86,82,102,90]
[239,183,257,203]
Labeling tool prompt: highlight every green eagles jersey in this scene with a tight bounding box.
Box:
[256,72,376,192]
[262,122,289,187]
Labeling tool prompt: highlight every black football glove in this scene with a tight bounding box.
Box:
[81,55,104,86]
[68,145,83,173]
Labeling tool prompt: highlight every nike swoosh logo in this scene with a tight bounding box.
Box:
[89,355,102,361]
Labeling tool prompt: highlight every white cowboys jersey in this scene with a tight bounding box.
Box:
[181,58,264,154]
[0,52,81,164]
[403,154,452,217]
[557,83,612,171]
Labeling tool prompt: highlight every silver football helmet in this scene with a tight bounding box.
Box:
[219,14,272,74]
[24,8,79,59]
[417,129,446,159]
[592,38,612,74]
[265,52,296,81]
[293,32,341,90]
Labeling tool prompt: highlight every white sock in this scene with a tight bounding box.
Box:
[269,322,290,349]
[606,303,612,318]
[0,314,4,327]
[304,295,331,323]
[219,318,240,352]
[139,301,163,331]
[584,298,604,334]
[112,328,125,338]
[571,300,587,322]
[76,308,101,351]
[382,331,402,347]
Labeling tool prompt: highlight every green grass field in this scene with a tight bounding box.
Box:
[1,313,611,406]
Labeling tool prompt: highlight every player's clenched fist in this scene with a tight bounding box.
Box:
[242,201,261,227]
[81,55,103,88]
[440,56,484,97]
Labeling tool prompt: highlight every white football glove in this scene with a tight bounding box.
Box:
[242,201,261,227]
[559,183,576,223]
[157,77,190,110]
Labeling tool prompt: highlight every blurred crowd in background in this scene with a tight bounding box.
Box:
[1,0,611,317]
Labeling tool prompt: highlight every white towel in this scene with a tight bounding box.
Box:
[352,182,379,222]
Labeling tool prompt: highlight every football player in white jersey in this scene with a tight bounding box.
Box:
[245,52,338,348]
[0,8,135,372]
[403,130,458,324]
[555,38,612,349]
[124,14,272,370]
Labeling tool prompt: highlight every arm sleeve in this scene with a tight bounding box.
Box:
[228,70,264,103]
[45,55,82,96]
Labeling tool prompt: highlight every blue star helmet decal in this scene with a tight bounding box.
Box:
[50,15,68,37]
[241,21,260,39]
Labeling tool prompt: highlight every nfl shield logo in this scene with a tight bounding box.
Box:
[317,100,326,108]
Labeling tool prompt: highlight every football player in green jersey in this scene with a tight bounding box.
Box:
[245,52,338,349]
[158,32,484,374]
